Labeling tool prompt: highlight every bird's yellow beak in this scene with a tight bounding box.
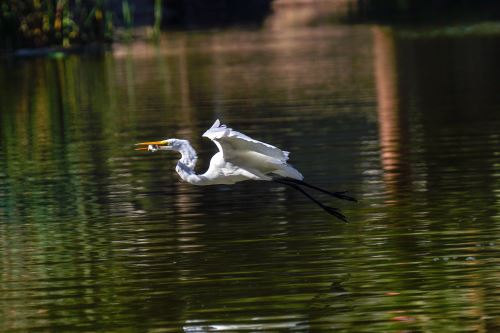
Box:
[135,140,169,151]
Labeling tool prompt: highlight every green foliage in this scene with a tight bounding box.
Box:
[153,0,162,40]
[0,0,112,50]
[121,0,133,41]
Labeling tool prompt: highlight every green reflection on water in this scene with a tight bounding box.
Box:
[1,25,500,332]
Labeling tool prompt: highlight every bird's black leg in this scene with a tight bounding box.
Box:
[278,177,357,202]
[273,179,348,222]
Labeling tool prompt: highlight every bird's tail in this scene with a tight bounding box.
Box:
[274,164,304,180]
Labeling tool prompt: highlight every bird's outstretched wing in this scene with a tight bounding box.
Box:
[202,119,290,162]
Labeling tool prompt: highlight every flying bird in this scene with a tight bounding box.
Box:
[136,120,356,221]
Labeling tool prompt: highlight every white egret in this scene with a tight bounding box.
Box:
[136,120,356,221]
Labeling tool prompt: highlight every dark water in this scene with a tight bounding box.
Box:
[1,24,500,332]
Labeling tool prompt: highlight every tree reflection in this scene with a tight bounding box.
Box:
[1,23,499,332]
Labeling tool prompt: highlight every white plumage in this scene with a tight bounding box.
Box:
[136,119,355,221]
[201,120,303,183]
[136,119,302,186]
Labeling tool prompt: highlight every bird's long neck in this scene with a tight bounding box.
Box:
[175,141,207,185]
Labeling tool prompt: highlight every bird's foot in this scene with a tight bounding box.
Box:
[322,205,348,222]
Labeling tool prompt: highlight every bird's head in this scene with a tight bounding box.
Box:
[135,139,184,152]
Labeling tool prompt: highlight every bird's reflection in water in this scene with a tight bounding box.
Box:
[182,317,310,332]
[309,276,354,312]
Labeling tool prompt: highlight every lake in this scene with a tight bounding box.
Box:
[1,22,500,332]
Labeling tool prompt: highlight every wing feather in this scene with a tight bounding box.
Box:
[202,119,290,162]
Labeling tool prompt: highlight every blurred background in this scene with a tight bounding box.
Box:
[1,1,500,332]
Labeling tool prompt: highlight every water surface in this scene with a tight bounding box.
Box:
[1,24,500,332]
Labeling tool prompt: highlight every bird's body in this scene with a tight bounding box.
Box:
[146,120,303,185]
[136,120,355,221]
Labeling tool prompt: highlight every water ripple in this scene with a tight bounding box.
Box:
[1,24,500,332]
